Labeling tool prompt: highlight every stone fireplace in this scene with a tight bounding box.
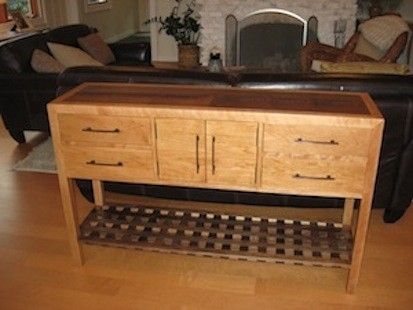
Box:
[226,9,312,71]
[198,0,358,67]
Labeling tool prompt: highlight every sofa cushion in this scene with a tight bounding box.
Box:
[109,42,151,65]
[77,33,115,65]
[47,42,103,68]
[31,49,64,73]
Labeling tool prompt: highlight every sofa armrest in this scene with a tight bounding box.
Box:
[108,42,151,65]
[0,73,58,133]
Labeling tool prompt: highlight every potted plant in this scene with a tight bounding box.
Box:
[146,0,201,68]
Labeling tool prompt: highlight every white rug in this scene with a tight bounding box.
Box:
[13,138,57,174]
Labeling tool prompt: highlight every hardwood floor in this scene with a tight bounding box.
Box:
[0,120,412,309]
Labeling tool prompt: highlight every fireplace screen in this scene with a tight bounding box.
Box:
[226,9,316,72]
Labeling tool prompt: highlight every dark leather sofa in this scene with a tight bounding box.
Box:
[56,66,413,223]
[0,24,150,143]
[0,25,411,223]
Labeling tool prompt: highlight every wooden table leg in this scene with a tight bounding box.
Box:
[58,176,84,265]
[342,198,355,228]
[92,180,105,206]
[346,196,372,293]
[346,123,383,293]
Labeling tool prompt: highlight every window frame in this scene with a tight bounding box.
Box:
[84,0,112,13]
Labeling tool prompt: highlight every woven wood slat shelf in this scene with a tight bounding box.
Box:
[80,205,353,268]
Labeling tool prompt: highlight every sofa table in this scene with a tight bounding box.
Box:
[48,82,383,293]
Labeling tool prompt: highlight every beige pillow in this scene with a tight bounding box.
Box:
[47,42,103,68]
[31,49,64,73]
[77,33,115,65]
[354,35,385,61]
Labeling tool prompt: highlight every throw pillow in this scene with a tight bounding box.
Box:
[354,35,385,61]
[77,33,115,65]
[358,15,409,51]
[47,42,103,68]
[31,49,65,73]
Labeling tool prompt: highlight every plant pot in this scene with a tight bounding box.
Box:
[178,45,200,68]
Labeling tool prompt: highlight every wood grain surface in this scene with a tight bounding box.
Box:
[59,83,371,115]
[47,83,384,293]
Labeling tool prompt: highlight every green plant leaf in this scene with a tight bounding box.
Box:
[146,0,201,45]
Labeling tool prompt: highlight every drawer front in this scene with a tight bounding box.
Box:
[62,147,155,182]
[206,120,258,187]
[59,114,152,146]
[264,124,371,157]
[261,153,367,197]
[156,118,206,183]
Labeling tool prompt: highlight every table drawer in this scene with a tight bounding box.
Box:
[59,114,152,146]
[264,124,371,157]
[261,153,367,197]
[62,147,155,182]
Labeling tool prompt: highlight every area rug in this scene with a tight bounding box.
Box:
[13,137,57,174]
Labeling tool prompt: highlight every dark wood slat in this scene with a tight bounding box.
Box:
[81,205,352,268]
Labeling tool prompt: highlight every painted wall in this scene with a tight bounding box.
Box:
[138,0,149,32]
[78,0,140,42]
[43,0,68,28]
[150,0,178,61]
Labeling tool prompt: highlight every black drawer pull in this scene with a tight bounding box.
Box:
[86,160,123,167]
[82,127,120,133]
[212,136,216,175]
[196,135,200,174]
[293,173,335,181]
[295,138,339,145]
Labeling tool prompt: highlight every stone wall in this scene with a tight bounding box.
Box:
[198,0,358,65]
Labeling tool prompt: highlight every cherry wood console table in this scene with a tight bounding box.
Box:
[48,83,383,293]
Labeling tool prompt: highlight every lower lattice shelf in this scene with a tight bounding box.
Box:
[80,205,353,268]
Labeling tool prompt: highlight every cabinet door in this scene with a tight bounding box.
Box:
[156,118,205,183]
[206,121,258,187]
